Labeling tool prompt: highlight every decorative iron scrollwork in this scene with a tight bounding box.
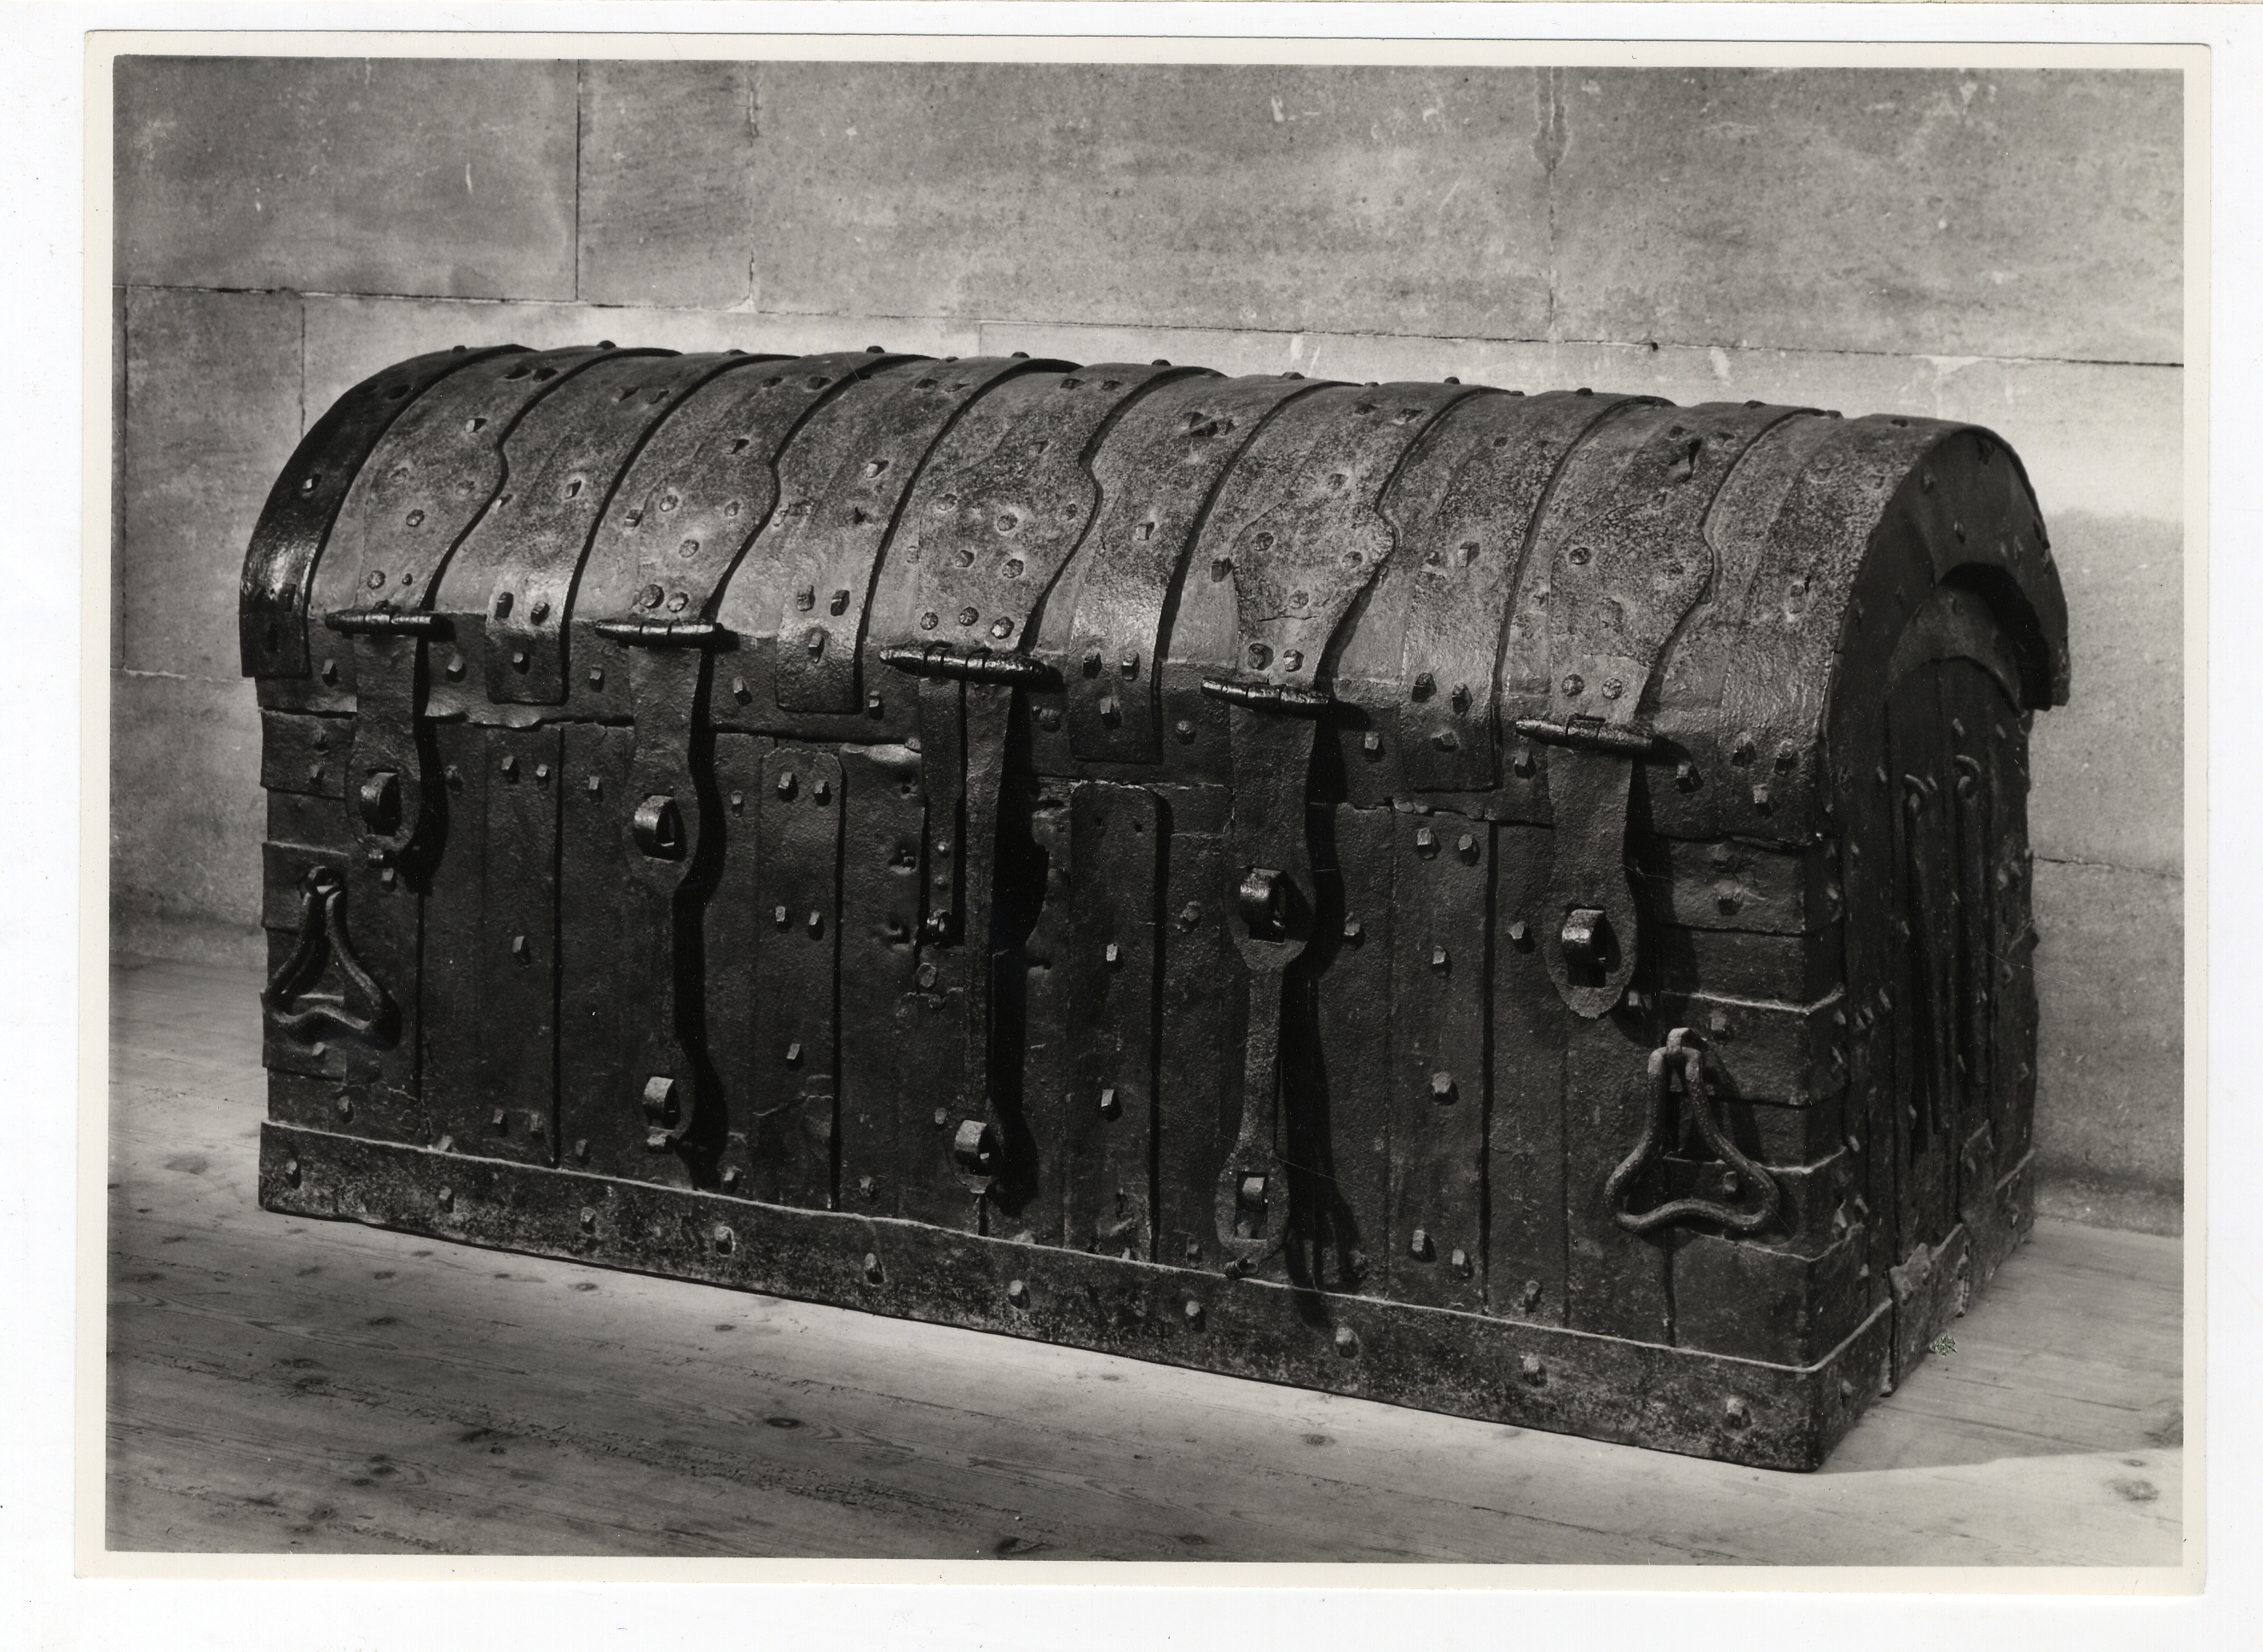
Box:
[1604,1027,1781,1235]
[261,865,397,1044]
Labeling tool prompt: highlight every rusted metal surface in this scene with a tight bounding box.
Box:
[243,341,2069,1469]
[1378,390,1624,794]
[240,344,513,683]
[765,357,1045,717]
[1063,374,1311,764]
[1526,403,1797,1018]
[263,1120,1895,1472]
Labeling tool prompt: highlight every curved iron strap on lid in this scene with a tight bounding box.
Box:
[1193,378,1484,1272]
[1062,372,1316,764]
[582,349,923,1157]
[1380,390,1646,793]
[456,350,756,708]
[241,344,512,681]
[1523,401,1804,1018]
[883,361,1196,1204]
[767,357,1055,715]
[321,345,634,875]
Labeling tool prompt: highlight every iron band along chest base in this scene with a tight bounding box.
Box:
[243,339,2069,1472]
[262,1117,1908,1470]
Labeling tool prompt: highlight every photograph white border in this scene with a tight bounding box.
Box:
[32,2,2238,1641]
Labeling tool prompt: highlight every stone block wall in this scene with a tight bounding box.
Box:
[112,57,2185,1231]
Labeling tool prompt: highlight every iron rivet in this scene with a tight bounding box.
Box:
[1725,1397,1751,1428]
[579,1207,595,1233]
[714,1225,734,1256]
[1184,1300,1204,1327]
[865,1253,884,1283]
[1521,1354,1543,1383]
[1431,1071,1456,1101]
[511,934,530,962]
[1561,673,1585,696]
[1334,1326,1358,1357]
[573,1139,589,1164]
[917,963,939,989]
[721,1166,742,1192]
[1430,945,1449,971]
[1099,1088,1120,1119]
[283,1158,301,1187]
[1007,1279,1029,1308]
[1342,917,1363,943]
[1363,731,1382,754]
[1176,719,1195,742]
[437,1187,454,1213]
[1409,1227,1431,1259]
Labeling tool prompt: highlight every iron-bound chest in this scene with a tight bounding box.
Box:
[242,344,2069,1470]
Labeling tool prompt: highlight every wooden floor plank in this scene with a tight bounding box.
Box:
[104,957,2185,1564]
